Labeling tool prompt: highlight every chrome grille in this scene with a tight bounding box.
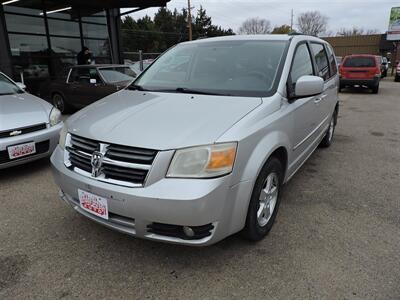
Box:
[65,134,157,187]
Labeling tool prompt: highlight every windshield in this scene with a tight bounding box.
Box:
[343,57,376,68]
[0,73,23,95]
[133,40,288,97]
[98,67,136,83]
[131,61,152,72]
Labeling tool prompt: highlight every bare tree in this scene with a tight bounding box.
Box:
[238,17,271,34]
[296,11,328,36]
[337,27,380,36]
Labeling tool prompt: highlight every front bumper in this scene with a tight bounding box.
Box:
[0,122,63,169]
[51,146,252,246]
[340,77,379,87]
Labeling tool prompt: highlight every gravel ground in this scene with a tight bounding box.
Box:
[1,79,399,299]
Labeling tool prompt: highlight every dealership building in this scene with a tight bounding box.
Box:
[0,0,169,94]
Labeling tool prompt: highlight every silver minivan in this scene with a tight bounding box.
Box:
[51,34,339,246]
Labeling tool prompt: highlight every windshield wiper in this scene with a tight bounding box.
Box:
[127,84,151,91]
[174,87,231,96]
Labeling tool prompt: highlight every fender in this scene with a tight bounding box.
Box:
[227,129,291,234]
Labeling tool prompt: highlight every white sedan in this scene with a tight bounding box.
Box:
[0,72,63,169]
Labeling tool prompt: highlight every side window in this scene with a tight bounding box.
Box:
[68,68,90,84]
[310,43,329,81]
[68,68,78,83]
[326,44,338,77]
[88,68,101,83]
[289,43,314,93]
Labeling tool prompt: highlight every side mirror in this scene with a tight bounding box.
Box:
[295,75,324,97]
[89,78,97,84]
[16,82,26,90]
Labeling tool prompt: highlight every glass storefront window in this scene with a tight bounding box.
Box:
[8,34,49,56]
[5,14,46,34]
[3,5,42,15]
[51,57,76,78]
[84,39,110,57]
[81,9,107,24]
[12,57,50,79]
[48,19,80,37]
[3,3,112,91]
[51,37,82,56]
[82,23,108,39]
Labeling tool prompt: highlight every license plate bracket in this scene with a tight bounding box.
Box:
[7,142,36,160]
[78,189,109,220]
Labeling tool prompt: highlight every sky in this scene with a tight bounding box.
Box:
[122,0,399,35]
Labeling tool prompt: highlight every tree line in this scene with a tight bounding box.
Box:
[121,7,381,53]
[121,6,234,53]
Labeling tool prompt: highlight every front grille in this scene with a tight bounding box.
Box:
[102,163,148,183]
[66,134,157,187]
[107,144,157,165]
[147,223,214,240]
[0,140,50,164]
[0,123,47,139]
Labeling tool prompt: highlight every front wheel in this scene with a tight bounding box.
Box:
[242,157,283,241]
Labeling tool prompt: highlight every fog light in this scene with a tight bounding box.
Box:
[183,226,195,237]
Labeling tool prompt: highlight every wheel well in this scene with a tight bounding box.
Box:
[270,147,288,179]
[334,102,339,124]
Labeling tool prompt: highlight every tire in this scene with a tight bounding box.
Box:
[320,109,337,148]
[338,85,343,92]
[395,76,400,82]
[52,93,70,114]
[242,157,284,241]
[371,83,379,94]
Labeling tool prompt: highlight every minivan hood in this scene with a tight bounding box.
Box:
[0,93,51,131]
[67,90,262,150]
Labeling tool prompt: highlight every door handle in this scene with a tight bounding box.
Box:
[314,94,327,103]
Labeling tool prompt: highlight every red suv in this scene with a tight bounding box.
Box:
[339,54,381,93]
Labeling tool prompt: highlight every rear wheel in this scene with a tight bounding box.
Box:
[52,93,70,114]
[242,157,283,241]
[320,109,337,148]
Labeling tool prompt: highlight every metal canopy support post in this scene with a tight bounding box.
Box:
[0,4,13,77]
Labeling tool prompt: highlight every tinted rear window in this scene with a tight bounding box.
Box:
[343,57,376,68]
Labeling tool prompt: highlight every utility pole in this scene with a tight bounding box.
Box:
[290,9,294,32]
[188,0,193,40]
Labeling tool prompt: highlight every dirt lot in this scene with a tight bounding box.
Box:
[1,79,399,299]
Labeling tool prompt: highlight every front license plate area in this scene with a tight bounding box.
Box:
[78,189,109,220]
[8,142,36,160]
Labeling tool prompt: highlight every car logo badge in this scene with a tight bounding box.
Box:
[91,151,103,177]
[9,130,22,136]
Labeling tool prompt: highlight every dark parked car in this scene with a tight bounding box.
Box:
[339,54,381,93]
[395,62,400,82]
[49,65,136,114]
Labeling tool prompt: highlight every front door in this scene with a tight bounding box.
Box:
[288,42,323,172]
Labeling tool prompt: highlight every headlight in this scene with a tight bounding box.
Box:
[59,125,68,150]
[49,107,61,126]
[166,143,237,178]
